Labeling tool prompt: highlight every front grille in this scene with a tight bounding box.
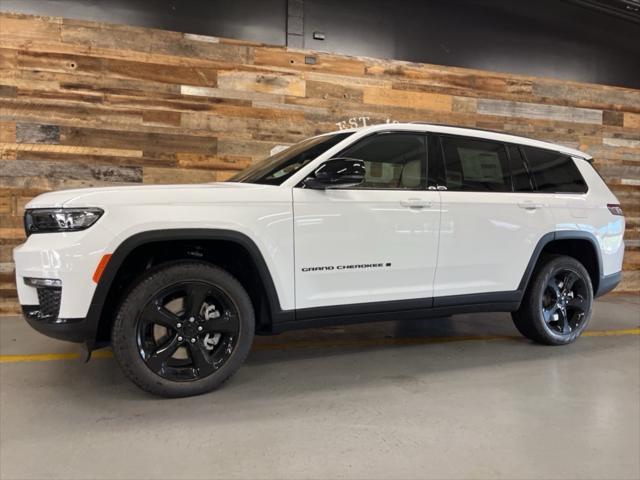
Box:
[36,287,61,319]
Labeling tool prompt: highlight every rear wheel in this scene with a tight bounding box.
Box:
[512,255,593,345]
[112,261,254,397]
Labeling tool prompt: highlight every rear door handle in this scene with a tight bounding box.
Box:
[400,198,432,209]
[518,201,544,210]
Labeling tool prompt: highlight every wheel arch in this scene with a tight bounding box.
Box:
[518,231,604,297]
[86,229,289,350]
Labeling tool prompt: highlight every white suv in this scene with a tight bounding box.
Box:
[14,123,625,396]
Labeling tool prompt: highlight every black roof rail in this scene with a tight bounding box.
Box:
[409,121,518,137]
[407,122,592,161]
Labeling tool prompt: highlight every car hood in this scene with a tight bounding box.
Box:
[25,182,280,209]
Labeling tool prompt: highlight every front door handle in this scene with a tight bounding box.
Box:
[400,198,432,209]
[518,201,544,210]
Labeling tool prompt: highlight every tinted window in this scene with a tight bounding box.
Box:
[508,144,533,192]
[441,136,510,192]
[230,132,352,185]
[522,147,587,193]
[340,133,426,189]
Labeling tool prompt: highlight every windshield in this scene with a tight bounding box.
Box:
[228,132,353,185]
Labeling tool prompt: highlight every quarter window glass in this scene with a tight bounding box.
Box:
[441,136,510,192]
[522,147,587,193]
[508,144,533,192]
[340,133,426,189]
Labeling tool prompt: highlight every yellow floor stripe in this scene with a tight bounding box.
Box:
[0,328,638,364]
[583,328,640,337]
[0,350,113,363]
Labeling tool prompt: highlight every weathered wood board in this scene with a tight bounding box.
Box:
[1,12,638,313]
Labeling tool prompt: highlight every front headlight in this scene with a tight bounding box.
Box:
[24,208,104,236]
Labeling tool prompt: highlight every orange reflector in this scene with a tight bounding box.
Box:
[92,254,112,284]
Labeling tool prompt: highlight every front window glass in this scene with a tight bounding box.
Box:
[338,133,426,189]
[228,132,352,185]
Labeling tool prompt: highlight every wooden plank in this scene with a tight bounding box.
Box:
[142,110,182,127]
[0,122,15,143]
[176,153,251,171]
[603,110,624,127]
[0,48,17,71]
[143,167,217,184]
[217,71,305,97]
[0,13,62,41]
[217,138,279,159]
[477,99,603,125]
[0,297,21,315]
[306,80,363,103]
[625,113,640,129]
[0,85,17,97]
[2,159,141,184]
[452,96,477,114]
[59,126,218,156]
[0,189,11,214]
[180,85,285,104]
[3,142,142,158]
[254,47,366,76]
[0,97,144,130]
[533,81,640,113]
[14,150,174,169]
[363,86,452,112]
[16,50,219,88]
[15,124,60,144]
[603,138,640,149]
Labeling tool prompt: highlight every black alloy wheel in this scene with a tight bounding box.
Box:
[137,281,240,382]
[540,268,589,336]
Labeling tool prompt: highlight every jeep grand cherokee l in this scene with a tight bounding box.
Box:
[14,123,625,397]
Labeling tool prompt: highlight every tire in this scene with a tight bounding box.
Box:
[112,261,255,397]
[512,254,593,345]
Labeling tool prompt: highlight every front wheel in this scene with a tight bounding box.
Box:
[512,255,593,345]
[112,261,255,397]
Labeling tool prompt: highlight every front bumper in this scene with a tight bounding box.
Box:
[22,305,89,343]
[14,225,114,344]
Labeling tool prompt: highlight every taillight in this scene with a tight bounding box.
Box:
[607,204,624,216]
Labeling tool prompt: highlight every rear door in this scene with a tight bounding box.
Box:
[292,131,441,309]
[433,135,555,300]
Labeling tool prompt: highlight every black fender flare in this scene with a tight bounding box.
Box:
[517,230,608,296]
[85,229,291,349]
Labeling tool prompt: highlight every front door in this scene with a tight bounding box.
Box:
[293,132,441,310]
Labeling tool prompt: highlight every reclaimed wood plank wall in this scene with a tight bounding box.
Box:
[1,12,638,313]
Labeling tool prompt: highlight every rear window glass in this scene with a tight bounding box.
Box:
[441,136,510,192]
[522,147,587,193]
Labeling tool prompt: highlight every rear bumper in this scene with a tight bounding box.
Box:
[22,305,89,343]
[595,271,622,297]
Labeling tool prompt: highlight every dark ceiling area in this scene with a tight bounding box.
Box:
[1,0,639,88]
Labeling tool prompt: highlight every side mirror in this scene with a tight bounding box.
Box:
[303,158,365,189]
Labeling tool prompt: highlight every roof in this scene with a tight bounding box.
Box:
[322,123,592,160]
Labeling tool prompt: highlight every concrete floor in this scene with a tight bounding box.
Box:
[0,296,638,480]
